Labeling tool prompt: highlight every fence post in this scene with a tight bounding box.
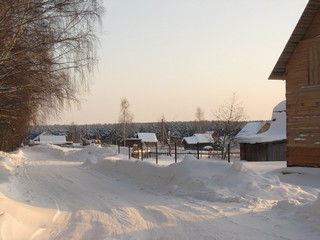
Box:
[227,143,230,163]
[141,142,143,161]
[146,144,149,158]
[128,146,131,159]
[118,141,120,154]
[197,142,200,159]
[175,142,177,163]
[156,142,158,164]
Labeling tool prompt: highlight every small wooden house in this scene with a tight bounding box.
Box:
[123,133,158,147]
[181,133,215,150]
[269,0,320,167]
[122,138,142,147]
[237,101,286,162]
[136,133,158,147]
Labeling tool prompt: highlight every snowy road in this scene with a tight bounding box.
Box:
[11,148,223,239]
[1,146,319,240]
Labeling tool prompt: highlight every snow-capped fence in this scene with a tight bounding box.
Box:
[121,142,240,164]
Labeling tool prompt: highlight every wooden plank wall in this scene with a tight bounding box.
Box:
[288,146,320,167]
[285,11,320,167]
[240,141,286,162]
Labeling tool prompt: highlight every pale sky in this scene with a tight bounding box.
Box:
[51,0,309,125]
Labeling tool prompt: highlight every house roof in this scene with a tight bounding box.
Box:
[32,130,66,144]
[269,0,320,80]
[235,122,267,141]
[182,134,214,145]
[137,133,158,143]
[33,130,59,141]
[238,101,286,144]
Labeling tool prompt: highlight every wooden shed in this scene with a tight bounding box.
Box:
[237,101,287,162]
[122,138,141,147]
[123,133,158,147]
[136,133,158,147]
[269,0,320,167]
[181,133,215,150]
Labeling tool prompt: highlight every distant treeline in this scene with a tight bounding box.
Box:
[28,120,249,145]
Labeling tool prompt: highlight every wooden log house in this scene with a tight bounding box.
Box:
[269,0,320,167]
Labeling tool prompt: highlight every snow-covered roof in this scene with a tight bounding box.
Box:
[238,100,286,144]
[32,131,67,144]
[137,133,158,143]
[182,133,214,144]
[235,122,267,141]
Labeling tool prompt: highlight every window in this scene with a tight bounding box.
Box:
[308,45,320,85]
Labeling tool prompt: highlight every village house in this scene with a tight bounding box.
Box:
[136,132,158,147]
[30,130,67,146]
[269,0,320,167]
[123,132,158,147]
[181,133,215,150]
[123,132,158,159]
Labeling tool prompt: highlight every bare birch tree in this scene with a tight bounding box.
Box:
[118,98,134,145]
[159,114,169,144]
[0,0,103,151]
[67,122,82,143]
[214,93,246,159]
[195,107,205,133]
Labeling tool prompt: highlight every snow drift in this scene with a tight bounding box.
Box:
[0,144,319,240]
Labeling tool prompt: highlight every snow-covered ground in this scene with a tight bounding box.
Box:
[0,144,319,240]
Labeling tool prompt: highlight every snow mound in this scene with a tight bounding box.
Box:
[28,144,119,163]
[272,193,320,232]
[67,144,119,163]
[0,145,319,239]
[0,192,56,240]
[0,149,23,161]
[31,145,66,160]
[85,150,313,204]
[0,150,24,184]
[299,195,320,232]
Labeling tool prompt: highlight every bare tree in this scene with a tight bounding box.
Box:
[214,93,246,159]
[118,98,134,145]
[159,114,169,144]
[67,122,82,143]
[0,0,103,151]
[195,107,205,133]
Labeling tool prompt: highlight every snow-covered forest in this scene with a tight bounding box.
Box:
[28,121,247,144]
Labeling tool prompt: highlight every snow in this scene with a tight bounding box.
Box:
[0,144,320,239]
[32,131,67,145]
[235,121,267,140]
[137,133,158,143]
[238,100,286,144]
[182,133,214,144]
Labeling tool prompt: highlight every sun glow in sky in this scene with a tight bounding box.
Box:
[52,0,308,125]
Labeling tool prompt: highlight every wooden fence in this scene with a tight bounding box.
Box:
[118,143,240,164]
